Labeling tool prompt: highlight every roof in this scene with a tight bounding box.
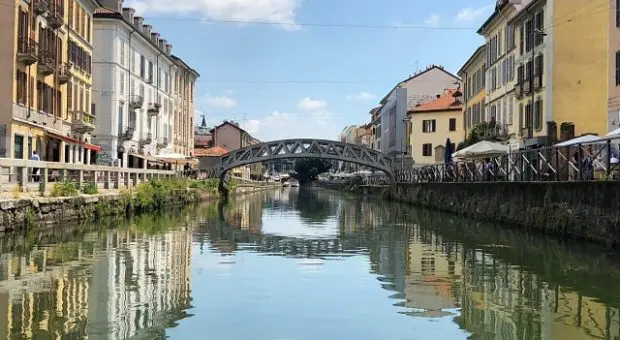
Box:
[477,0,512,34]
[507,0,542,25]
[409,88,463,113]
[211,121,249,135]
[171,54,200,78]
[379,65,461,104]
[457,45,486,76]
[194,146,229,157]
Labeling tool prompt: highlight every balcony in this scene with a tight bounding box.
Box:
[157,137,168,148]
[16,38,38,66]
[533,74,542,91]
[139,133,153,146]
[523,80,531,94]
[33,0,48,15]
[147,103,161,116]
[46,5,64,29]
[514,83,523,98]
[128,95,143,110]
[123,126,135,140]
[56,63,71,84]
[37,51,56,76]
[71,110,95,134]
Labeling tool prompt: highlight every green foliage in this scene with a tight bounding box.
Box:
[293,158,332,184]
[82,182,99,195]
[456,120,506,151]
[134,177,194,211]
[50,181,79,197]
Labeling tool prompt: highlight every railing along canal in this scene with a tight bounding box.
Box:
[365,136,620,185]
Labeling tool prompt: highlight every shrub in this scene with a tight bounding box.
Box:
[50,181,79,197]
[82,182,99,195]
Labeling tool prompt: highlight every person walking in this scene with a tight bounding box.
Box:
[31,150,40,182]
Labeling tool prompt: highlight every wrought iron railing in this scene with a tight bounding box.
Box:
[362,135,620,185]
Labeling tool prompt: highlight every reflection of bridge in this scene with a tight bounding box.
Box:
[198,139,394,179]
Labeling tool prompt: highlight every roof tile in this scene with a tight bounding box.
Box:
[410,88,463,113]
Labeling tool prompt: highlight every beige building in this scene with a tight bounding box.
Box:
[210,121,262,179]
[171,56,199,156]
[458,45,487,134]
[407,88,464,164]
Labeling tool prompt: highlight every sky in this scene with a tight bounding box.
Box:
[125,0,494,141]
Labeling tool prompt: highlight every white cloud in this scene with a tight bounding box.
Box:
[424,13,440,27]
[346,92,375,101]
[127,0,300,28]
[455,5,492,22]
[241,110,339,141]
[297,97,327,111]
[206,94,237,108]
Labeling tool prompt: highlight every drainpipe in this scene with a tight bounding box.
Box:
[462,71,468,138]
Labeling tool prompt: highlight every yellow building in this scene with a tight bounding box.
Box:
[407,88,464,164]
[458,44,486,136]
[511,0,610,147]
[11,0,99,164]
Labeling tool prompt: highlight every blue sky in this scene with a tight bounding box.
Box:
[127,0,494,141]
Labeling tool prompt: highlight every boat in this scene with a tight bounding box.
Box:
[289,180,299,187]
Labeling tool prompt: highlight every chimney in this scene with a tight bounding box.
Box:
[142,24,152,35]
[151,32,160,43]
[133,16,143,28]
[122,7,135,22]
[436,94,441,98]
[158,38,167,49]
[165,43,172,55]
[100,0,123,11]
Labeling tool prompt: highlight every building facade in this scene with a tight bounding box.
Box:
[339,125,358,144]
[210,121,261,179]
[92,2,197,168]
[171,56,199,156]
[373,65,461,157]
[10,0,100,164]
[478,1,521,149]
[408,88,464,164]
[458,45,487,136]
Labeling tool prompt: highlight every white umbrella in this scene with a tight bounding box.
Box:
[554,134,602,147]
[452,141,510,160]
[606,127,620,137]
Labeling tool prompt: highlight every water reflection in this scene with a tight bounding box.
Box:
[0,188,619,339]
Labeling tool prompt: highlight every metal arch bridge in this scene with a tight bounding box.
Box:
[198,139,395,179]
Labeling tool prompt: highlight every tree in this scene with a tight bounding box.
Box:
[293,158,332,184]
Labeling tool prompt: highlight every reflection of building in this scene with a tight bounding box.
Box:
[0,225,192,339]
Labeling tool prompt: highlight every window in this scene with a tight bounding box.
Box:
[68,39,92,74]
[120,42,125,66]
[140,55,145,79]
[616,51,620,86]
[14,135,24,159]
[15,70,27,105]
[68,0,73,25]
[508,96,514,125]
[525,60,532,80]
[534,99,543,131]
[535,54,544,77]
[422,143,432,157]
[148,61,153,83]
[118,104,124,136]
[491,67,497,90]
[617,0,620,27]
[120,72,125,94]
[449,118,457,131]
[535,11,544,46]
[525,19,533,52]
[422,119,436,133]
[519,24,525,55]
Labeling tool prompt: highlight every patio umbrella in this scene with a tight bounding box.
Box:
[444,138,453,164]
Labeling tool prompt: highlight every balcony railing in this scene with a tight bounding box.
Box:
[514,83,523,98]
[37,51,56,76]
[123,126,135,140]
[147,103,161,116]
[523,80,531,94]
[128,95,143,110]
[56,63,71,84]
[16,38,38,66]
[33,0,48,15]
[533,74,542,91]
[46,5,64,29]
[71,110,95,134]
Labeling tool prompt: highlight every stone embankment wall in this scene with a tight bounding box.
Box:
[374,182,620,247]
[0,185,277,231]
[316,181,619,247]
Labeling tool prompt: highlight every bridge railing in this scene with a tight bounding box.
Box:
[364,136,620,185]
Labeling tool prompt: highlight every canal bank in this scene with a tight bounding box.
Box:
[318,181,620,247]
[0,180,279,231]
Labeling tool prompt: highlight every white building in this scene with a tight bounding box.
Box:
[92,2,194,167]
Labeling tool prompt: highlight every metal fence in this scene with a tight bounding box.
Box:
[363,136,620,185]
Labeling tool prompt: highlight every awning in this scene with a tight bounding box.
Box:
[46,131,102,152]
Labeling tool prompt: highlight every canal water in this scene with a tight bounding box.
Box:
[1,188,620,339]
